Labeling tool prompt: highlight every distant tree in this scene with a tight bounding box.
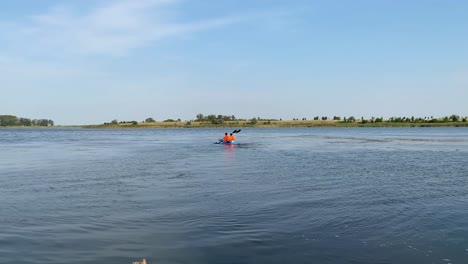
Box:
[145,117,155,123]
[463,117,467,122]
[212,118,223,124]
[322,116,328,121]
[443,116,449,122]
[206,115,215,122]
[333,116,341,121]
[0,115,19,126]
[48,120,54,126]
[302,118,307,121]
[163,119,176,122]
[450,114,460,122]
[196,113,204,121]
[132,121,138,125]
[177,118,181,122]
[37,119,49,126]
[19,118,32,126]
[248,117,258,125]
[110,119,118,125]
[348,116,356,122]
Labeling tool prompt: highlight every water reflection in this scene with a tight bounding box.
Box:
[223,144,236,161]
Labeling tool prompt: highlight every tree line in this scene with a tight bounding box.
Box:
[103,117,183,125]
[193,114,467,124]
[102,115,281,126]
[340,115,467,124]
[194,114,283,125]
[286,115,467,123]
[195,114,238,124]
[0,115,54,127]
[101,114,467,126]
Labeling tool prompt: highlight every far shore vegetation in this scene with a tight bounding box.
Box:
[83,114,468,128]
[2,114,467,128]
[0,115,54,127]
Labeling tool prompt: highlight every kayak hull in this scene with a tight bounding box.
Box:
[217,139,237,145]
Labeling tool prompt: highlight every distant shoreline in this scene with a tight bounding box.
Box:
[2,121,467,129]
[82,120,468,129]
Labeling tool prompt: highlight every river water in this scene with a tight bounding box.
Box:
[1,128,467,264]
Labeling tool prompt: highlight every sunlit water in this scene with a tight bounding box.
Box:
[1,128,467,264]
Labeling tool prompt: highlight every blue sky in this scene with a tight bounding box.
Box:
[1,0,467,125]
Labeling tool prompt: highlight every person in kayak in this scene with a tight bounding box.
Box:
[222,133,230,142]
[228,133,236,143]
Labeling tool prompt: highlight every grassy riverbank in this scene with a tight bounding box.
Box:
[83,120,468,129]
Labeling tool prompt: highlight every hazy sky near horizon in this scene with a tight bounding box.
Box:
[1,0,467,125]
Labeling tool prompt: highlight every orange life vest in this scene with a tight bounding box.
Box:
[229,135,236,142]
[223,135,230,141]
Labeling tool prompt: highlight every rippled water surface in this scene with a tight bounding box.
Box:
[1,128,468,264]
